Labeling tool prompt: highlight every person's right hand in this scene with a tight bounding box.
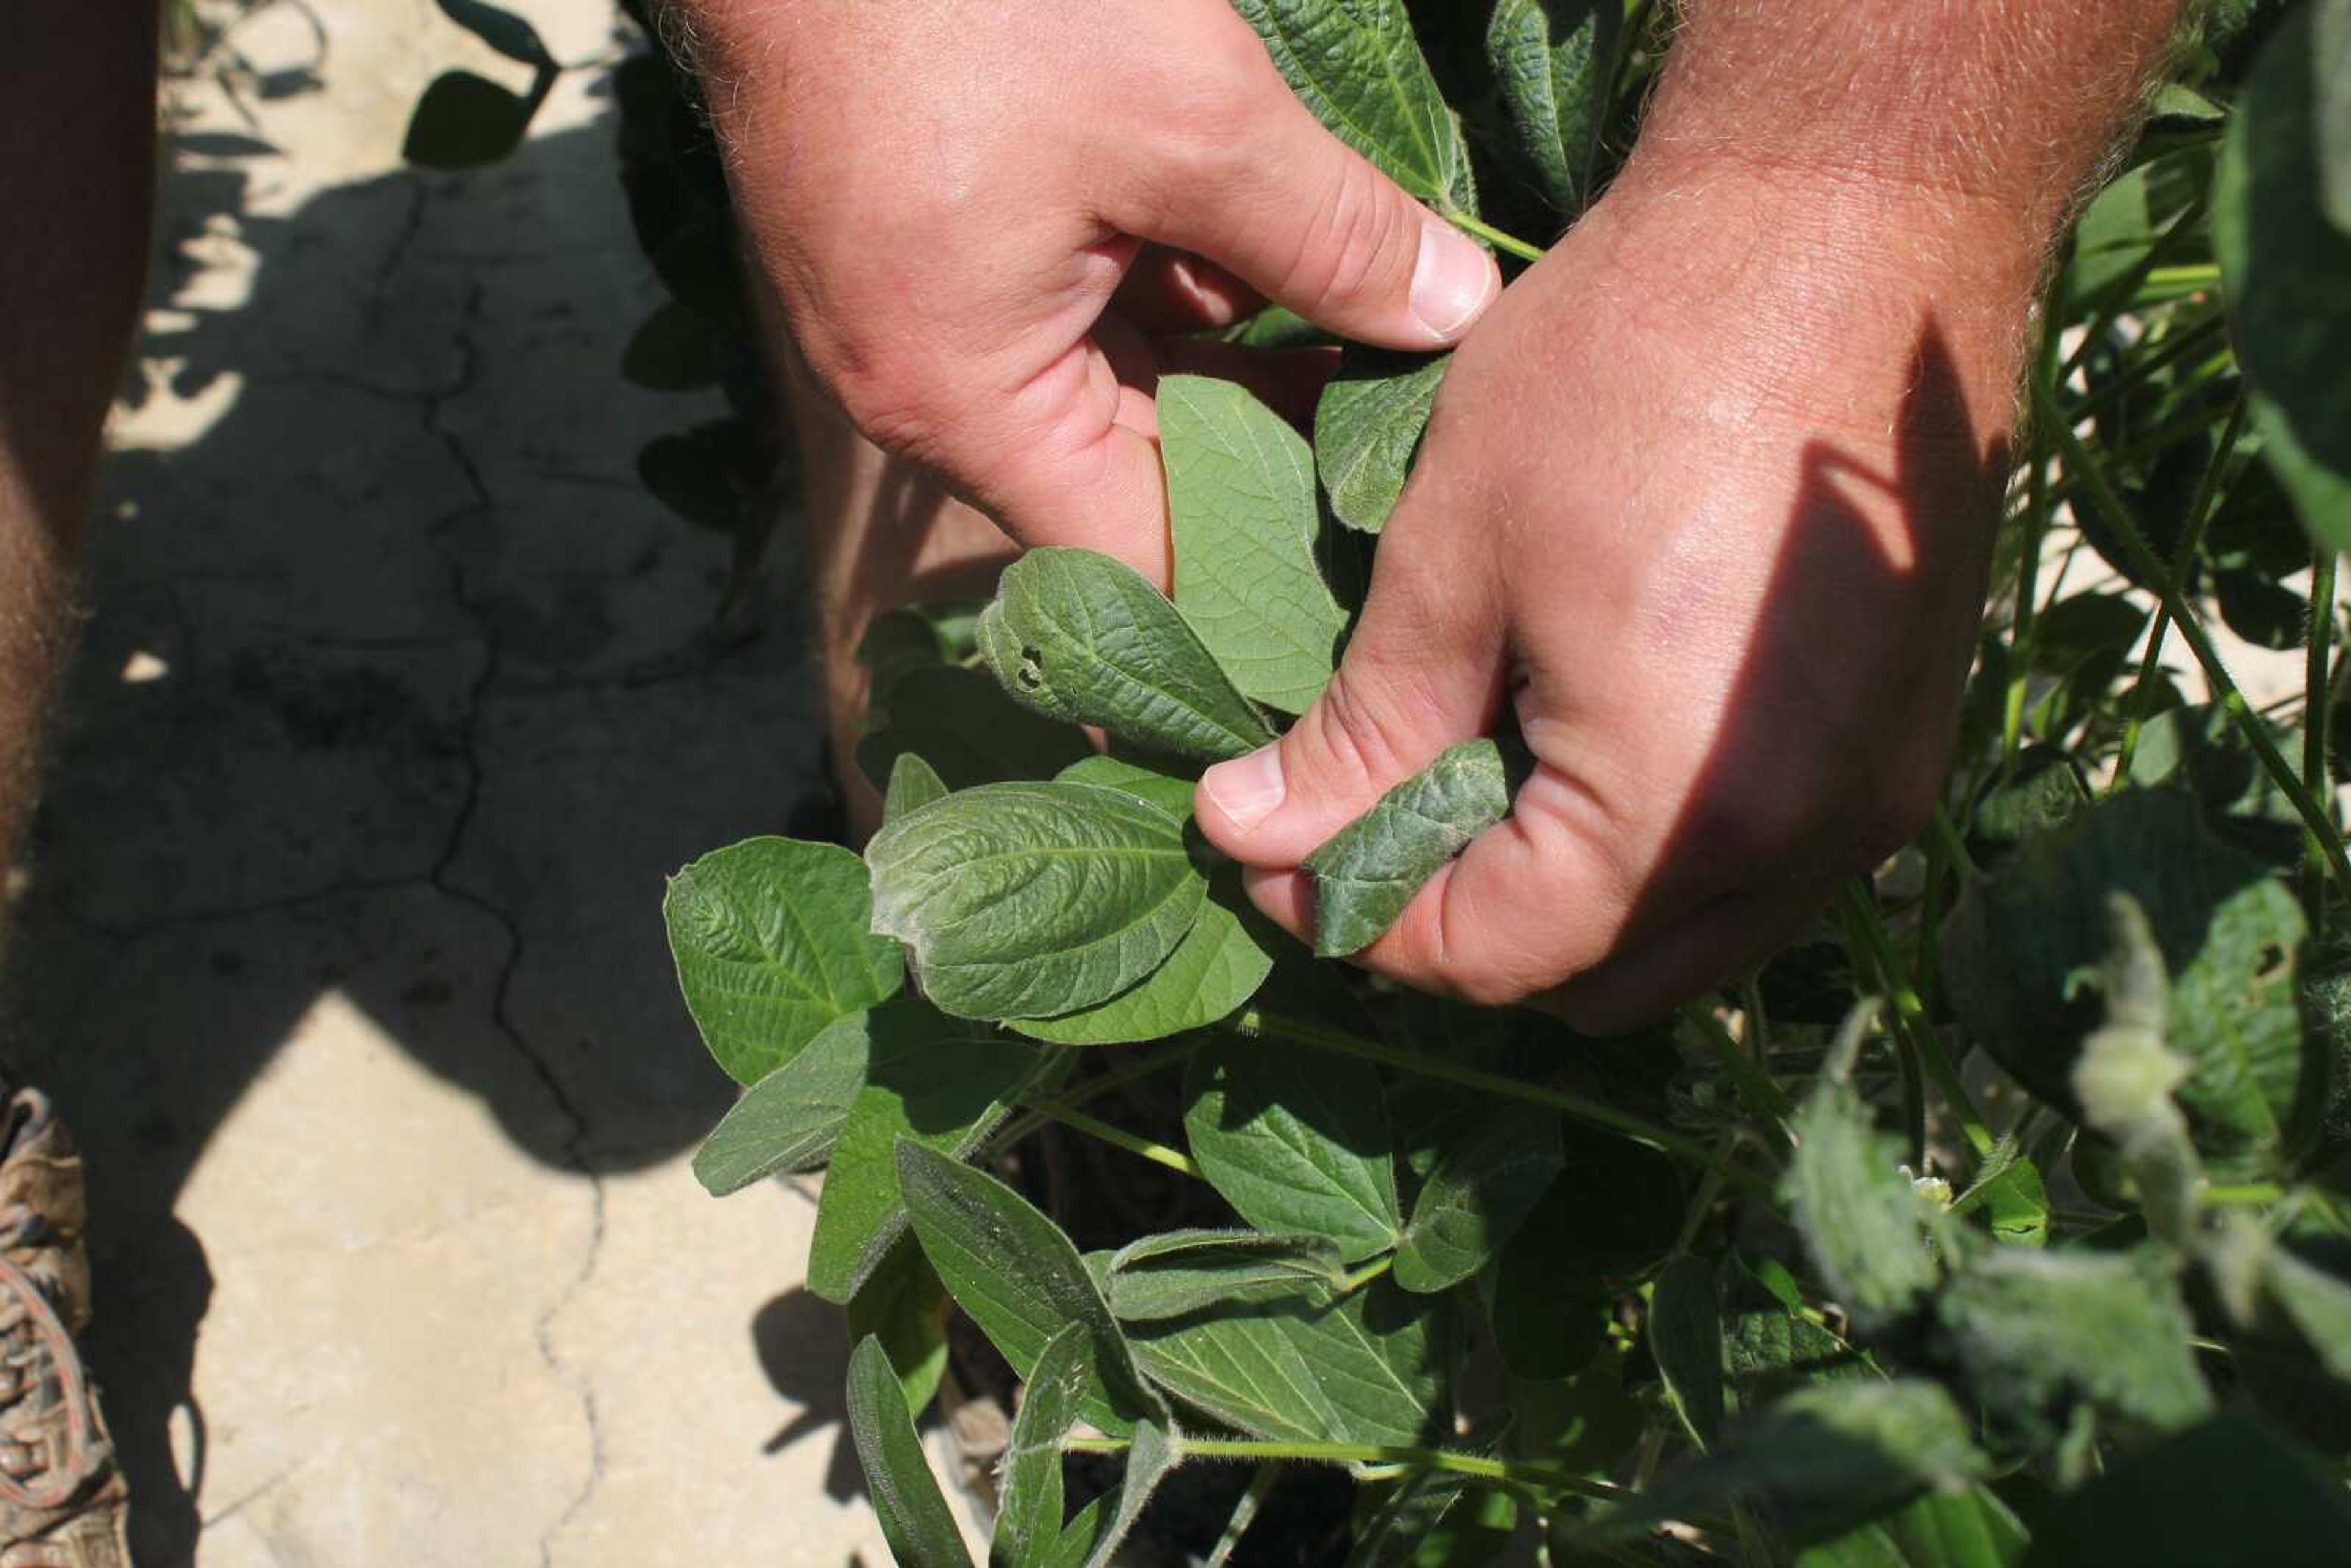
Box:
[684,0,1501,585]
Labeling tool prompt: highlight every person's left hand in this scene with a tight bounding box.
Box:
[1193,156,2031,1030]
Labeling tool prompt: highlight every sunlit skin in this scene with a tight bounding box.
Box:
[683,0,2184,1026]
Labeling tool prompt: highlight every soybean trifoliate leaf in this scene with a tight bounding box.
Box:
[1313,351,1448,535]
[1054,755,1198,821]
[1303,739,1511,956]
[1271,1278,1452,1447]
[664,836,904,1085]
[847,1234,952,1418]
[884,753,950,824]
[1392,1105,1563,1294]
[691,1011,872,1196]
[1106,1229,1344,1321]
[1485,0,1619,216]
[979,549,1275,760]
[1159,376,1347,713]
[896,1140,1160,1436]
[1650,1255,1727,1450]
[1231,0,1478,217]
[806,1000,1051,1302]
[867,780,1209,1022]
[1941,790,2309,1182]
[1589,1381,1986,1545]
[992,1324,1089,1568]
[846,1335,977,1568]
[2213,5,2351,546]
[1936,1247,2212,1436]
[1184,1037,1402,1262]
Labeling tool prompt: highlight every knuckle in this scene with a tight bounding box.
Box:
[1305,667,1417,789]
[1277,152,1414,310]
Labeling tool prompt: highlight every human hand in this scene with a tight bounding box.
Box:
[1194,160,2036,1029]
[686,0,1501,585]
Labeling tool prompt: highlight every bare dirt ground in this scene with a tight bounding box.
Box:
[8,2,890,1561]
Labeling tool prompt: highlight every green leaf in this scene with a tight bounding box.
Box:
[433,0,554,66]
[1303,739,1510,956]
[884,754,951,824]
[1799,1487,2028,1568]
[1160,377,1348,713]
[2069,894,2204,1245]
[866,780,1208,1021]
[846,1335,976,1568]
[992,1324,1089,1568]
[1184,1037,1402,1262]
[1392,1105,1563,1293]
[1054,755,1198,821]
[1970,1158,2050,1249]
[858,666,1095,795]
[1105,1229,1344,1321]
[634,417,763,533]
[1936,1246,2213,1436]
[620,298,721,390]
[1592,1381,1986,1545]
[2018,1409,2351,1567]
[1941,790,2309,1180]
[691,1011,872,1195]
[1131,1302,1344,1442]
[403,70,536,170]
[1313,352,1448,536]
[1485,0,1618,215]
[1490,1207,1611,1381]
[847,1234,951,1418]
[2213,5,2351,546]
[978,549,1275,761]
[1650,1255,1726,1450]
[1273,1278,1452,1446]
[1008,869,1274,1046]
[1783,1073,1944,1332]
[805,1002,1049,1302]
[664,837,904,1085]
[896,1141,1158,1436]
[1231,0,1479,217]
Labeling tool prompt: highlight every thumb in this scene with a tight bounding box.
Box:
[1120,94,1501,351]
[1194,572,1503,869]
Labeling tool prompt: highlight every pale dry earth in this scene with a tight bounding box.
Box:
[9,1,898,1562]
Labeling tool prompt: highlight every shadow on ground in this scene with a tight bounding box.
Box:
[6,68,821,1564]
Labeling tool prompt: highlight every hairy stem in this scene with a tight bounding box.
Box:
[2308,546,2338,934]
[1837,882,1994,1159]
[1062,1434,1622,1502]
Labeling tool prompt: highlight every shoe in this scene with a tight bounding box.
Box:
[0,1089,130,1568]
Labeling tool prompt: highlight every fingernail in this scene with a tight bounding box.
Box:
[1202,745,1287,834]
[1409,222,1496,341]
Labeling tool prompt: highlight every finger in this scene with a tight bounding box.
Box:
[1112,90,1499,351]
[1539,874,1842,1036]
[1112,247,1264,334]
[1194,556,1505,869]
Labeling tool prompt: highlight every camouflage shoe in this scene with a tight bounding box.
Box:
[0,1089,128,1568]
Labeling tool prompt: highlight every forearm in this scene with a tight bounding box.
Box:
[0,5,157,884]
[1638,0,2185,271]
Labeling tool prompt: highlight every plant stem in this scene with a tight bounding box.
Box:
[1014,1095,1202,1178]
[1836,882,1995,1159]
[2307,546,2338,934]
[989,1038,1198,1152]
[1685,1005,1793,1138]
[1231,1008,1773,1198]
[1205,1461,1281,1568]
[1062,1434,1622,1502]
[2203,1181,2285,1206]
[2035,378,2351,898]
[1930,803,1979,880]
[1444,210,1547,263]
[2003,299,2064,767]
[1337,1253,1395,1293]
[2111,394,2249,787]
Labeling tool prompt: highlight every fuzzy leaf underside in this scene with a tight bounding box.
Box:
[1783,1075,1944,1332]
[978,549,1274,761]
[847,1336,976,1568]
[664,836,904,1085]
[866,780,1208,1021]
[1314,352,1448,535]
[1303,739,1511,956]
[1161,376,1348,713]
[1231,0,1479,218]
